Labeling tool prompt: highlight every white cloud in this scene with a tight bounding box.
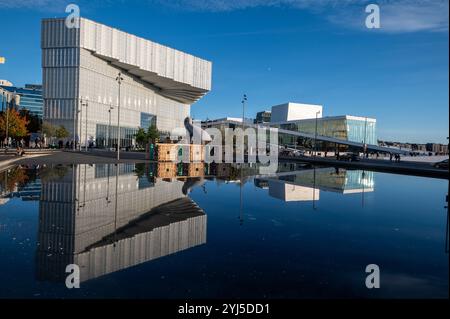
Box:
[0,0,447,33]
[153,0,449,33]
[327,0,449,33]
[380,1,449,32]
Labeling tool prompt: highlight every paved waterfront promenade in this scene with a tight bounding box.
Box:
[0,149,448,179]
[0,149,148,170]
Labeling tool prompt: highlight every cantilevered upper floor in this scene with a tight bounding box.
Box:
[41,17,212,104]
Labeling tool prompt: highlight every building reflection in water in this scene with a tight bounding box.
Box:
[255,167,375,202]
[34,162,374,281]
[36,163,207,283]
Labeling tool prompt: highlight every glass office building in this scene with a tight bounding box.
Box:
[277,115,376,147]
[0,84,43,118]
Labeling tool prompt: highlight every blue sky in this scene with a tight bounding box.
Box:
[0,0,448,143]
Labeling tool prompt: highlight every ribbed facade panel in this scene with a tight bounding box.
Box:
[79,18,211,91]
[41,19,80,49]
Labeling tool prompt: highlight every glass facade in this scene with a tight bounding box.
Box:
[346,119,376,145]
[96,124,138,148]
[278,116,376,147]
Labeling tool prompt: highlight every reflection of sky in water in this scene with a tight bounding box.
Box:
[0,164,447,299]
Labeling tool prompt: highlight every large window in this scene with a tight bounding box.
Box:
[96,124,138,148]
[140,112,157,130]
[346,119,376,145]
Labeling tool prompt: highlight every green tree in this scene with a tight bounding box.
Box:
[41,121,56,138]
[135,128,147,148]
[55,125,70,139]
[147,124,160,143]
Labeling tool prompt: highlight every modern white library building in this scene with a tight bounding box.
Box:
[41,17,212,148]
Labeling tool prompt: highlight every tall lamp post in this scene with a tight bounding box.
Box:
[106,104,114,149]
[5,101,9,150]
[363,116,368,157]
[73,101,80,151]
[241,94,247,159]
[241,94,247,131]
[116,72,123,161]
[314,110,320,157]
[80,99,89,152]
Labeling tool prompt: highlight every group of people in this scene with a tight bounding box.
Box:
[63,140,78,149]
[389,153,401,162]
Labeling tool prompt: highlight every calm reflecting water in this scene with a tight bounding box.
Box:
[0,163,448,299]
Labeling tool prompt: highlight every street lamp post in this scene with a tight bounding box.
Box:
[78,99,83,151]
[363,117,368,157]
[5,103,9,149]
[241,94,247,158]
[116,73,123,161]
[314,110,320,157]
[80,99,89,152]
[241,94,247,131]
[73,101,80,151]
[106,105,114,149]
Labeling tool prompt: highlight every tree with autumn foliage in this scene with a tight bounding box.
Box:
[0,108,29,141]
[0,167,29,193]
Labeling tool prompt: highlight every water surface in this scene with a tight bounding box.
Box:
[0,163,447,298]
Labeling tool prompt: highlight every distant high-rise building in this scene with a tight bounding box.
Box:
[0,84,43,118]
[0,87,19,112]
